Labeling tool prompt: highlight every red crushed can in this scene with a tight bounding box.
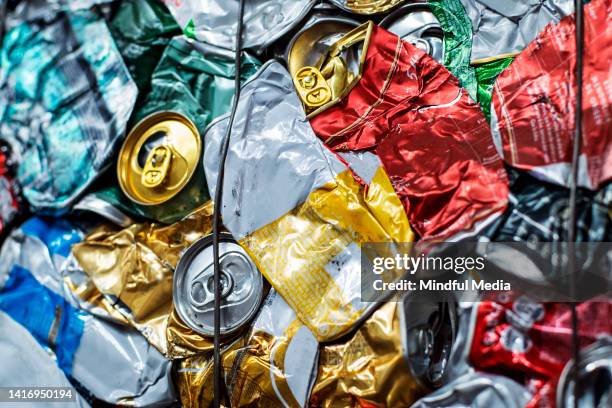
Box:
[309,24,509,241]
[469,297,612,407]
[490,0,612,190]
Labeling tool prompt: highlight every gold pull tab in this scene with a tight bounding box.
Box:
[293,66,332,111]
[142,145,172,188]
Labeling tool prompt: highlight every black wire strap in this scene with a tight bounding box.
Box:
[568,1,584,407]
[212,1,246,407]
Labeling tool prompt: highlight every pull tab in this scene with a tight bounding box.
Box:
[189,269,234,309]
[142,145,172,188]
[293,66,332,111]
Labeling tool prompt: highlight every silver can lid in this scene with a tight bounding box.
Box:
[557,336,612,408]
[173,232,264,337]
[379,2,444,63]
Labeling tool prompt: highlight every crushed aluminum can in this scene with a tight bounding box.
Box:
[485,168,612,243]
[72,202,216,359]
[93,38,261,224]
[173,232,265,337]
[411,371,532,408]
[309,298,449,407]
[0,311,91,408]
[176,336,248,408]
[458,0,573,64]
[221,289,319,407]
[556,336,612,408]
[328,0,406,15]
[468,297,612,407]
[204,60,414,342]
[108,0,181,93]
[473,56,514,122]
[429,0,572,119]
[379,1,445,63]
[117,111,207,223]
[0,140,21,239]
[72,194,134,228]
[0,11,137,212]
[163,0,316,53]
[0,217,177,406]
[490,0,612,190]
[308,22,509,241]
[283,8,360,86]
[293,22,372,117]
[427,0,478,101]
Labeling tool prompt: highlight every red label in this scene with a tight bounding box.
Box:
[310,25,509,240]
[491,0,612,190]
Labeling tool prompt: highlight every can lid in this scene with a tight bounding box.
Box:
[379,2,444,63]
[287,15,359,79]
[173,233,264,337]
[557,336,612,407]
[117,111,201,206]
[292,21,373,118]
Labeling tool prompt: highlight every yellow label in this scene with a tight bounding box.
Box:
[239,169,413,341]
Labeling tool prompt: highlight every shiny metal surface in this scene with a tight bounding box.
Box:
[117,111,201,206]
[329,0,406,15]
[557,336,612,408]
[173,233,264,337]
[411,372,532,407]
[165,0,316,52]
[459,0,573,62]
[203,60,413,341]
[379,2,444,63]
[73,194,134,227]
[285,11,360,77]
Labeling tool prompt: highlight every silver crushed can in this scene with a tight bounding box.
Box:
[173,232,264,337]
[379,1,444,63]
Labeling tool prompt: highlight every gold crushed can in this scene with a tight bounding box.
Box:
[117,111,208,224]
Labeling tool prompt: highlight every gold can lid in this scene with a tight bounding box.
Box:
[117,111,201,206]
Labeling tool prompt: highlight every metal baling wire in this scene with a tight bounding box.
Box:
[568,0,584,407]
[212,0,246,406]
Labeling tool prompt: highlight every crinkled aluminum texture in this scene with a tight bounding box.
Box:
[428,0,478,100]
[458,0,573,62]
[484,169,612,243]
[72,202,216,359]
[309,302,426,407]
[204,60,413,341]
[0,11,137,211]
[1,0,115,32]
[108,0,181,92]
[309,24,509,241]
[164,0,315,53]
[329,0,406,15]
[469,299,612,407]
[0,217,176,406]
[176,336,248,408]
[0,311,91,408]
[411,372,531,408]
[491,0,611,190]
[176,291,318,408]
[94,38,261,224]
[221,290,319,407]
